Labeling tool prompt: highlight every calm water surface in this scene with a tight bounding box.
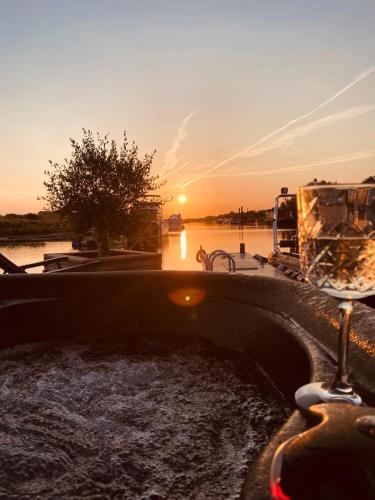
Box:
[163,223,274,271]
[0,224,274,272]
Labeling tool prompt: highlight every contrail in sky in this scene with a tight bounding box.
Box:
[181,66,375,188]
[160,161,189,180]
[206,149,375,178]
[174,104,375,187]
[171,160,217,190]
[158,111,195,177]
[237,104,375,160]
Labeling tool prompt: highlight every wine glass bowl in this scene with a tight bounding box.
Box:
[298,184,375,300]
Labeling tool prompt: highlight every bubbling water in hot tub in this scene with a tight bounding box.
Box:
[0,334,290,499]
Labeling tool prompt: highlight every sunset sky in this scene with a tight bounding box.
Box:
[0,1,374,217]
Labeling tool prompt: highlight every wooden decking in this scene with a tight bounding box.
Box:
[0,253,69,274]
[44,249,162,272]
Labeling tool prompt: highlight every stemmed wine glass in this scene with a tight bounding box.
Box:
[295,184,375,409]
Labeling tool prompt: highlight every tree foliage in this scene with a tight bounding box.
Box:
[0,212,71,237]
[44,129,160,255]
[362,176,375,183]
[306,178,337,186]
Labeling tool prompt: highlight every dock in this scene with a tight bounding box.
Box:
[197,245,288,280]
[212,251,288,280]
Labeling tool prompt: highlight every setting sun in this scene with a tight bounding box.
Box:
[177,193,187,204]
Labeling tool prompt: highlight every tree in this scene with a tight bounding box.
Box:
[44,129,160,256]
[362,176,375,183]
[306,178,337,186]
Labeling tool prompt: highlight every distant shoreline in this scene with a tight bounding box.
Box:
[0,212,72,241]
[183,219,273,225]
[0,234,73,245]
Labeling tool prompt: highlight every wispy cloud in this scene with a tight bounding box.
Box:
[179,104,375,183]
[207,149,375,178]
[160,161,189,180]
[0,186,36,198]
[234,104,375,162]
[172,160,218,189]
[158,111,195,177]
[188,160,218,172]
[181,66,375,188]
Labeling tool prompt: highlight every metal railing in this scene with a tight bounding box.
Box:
[196,247,236,273]
[272,188,297,253]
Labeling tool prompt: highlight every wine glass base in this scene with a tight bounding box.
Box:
[295,382,362,411]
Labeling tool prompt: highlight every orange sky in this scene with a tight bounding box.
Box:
[1,1,374,218]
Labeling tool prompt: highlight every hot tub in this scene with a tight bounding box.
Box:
[0,271,374,499]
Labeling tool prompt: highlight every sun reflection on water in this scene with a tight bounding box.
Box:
[180,228,187,260]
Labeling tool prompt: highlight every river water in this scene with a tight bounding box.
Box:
[0,224,274,272]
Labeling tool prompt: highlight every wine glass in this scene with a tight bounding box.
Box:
[295,184,375,409]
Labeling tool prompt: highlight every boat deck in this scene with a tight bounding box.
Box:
[211,251,288,280]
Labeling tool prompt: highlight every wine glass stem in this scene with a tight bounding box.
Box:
[333,300,353,392]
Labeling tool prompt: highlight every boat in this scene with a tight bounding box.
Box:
[160,219,169,237]
[140,194,169,239]
[0,247,162,275]
[196,243,289,280]
[0,252,70,274]
[0,271,374,498]
[264,186,303,280]
[167,213,184,232]
[71,194,168,253]
[264,187,375,309]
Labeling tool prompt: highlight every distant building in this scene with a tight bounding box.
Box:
[167,214,184,232]
[264,209,274,222]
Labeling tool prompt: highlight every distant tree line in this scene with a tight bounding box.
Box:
[0,211,72,237]
[306,178,338,185]
[362,176,375,184]
[184,209,274,225]
[4,169,375,239]
[307,176,375,185]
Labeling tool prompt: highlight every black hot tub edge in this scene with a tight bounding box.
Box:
[0,271,374,499]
